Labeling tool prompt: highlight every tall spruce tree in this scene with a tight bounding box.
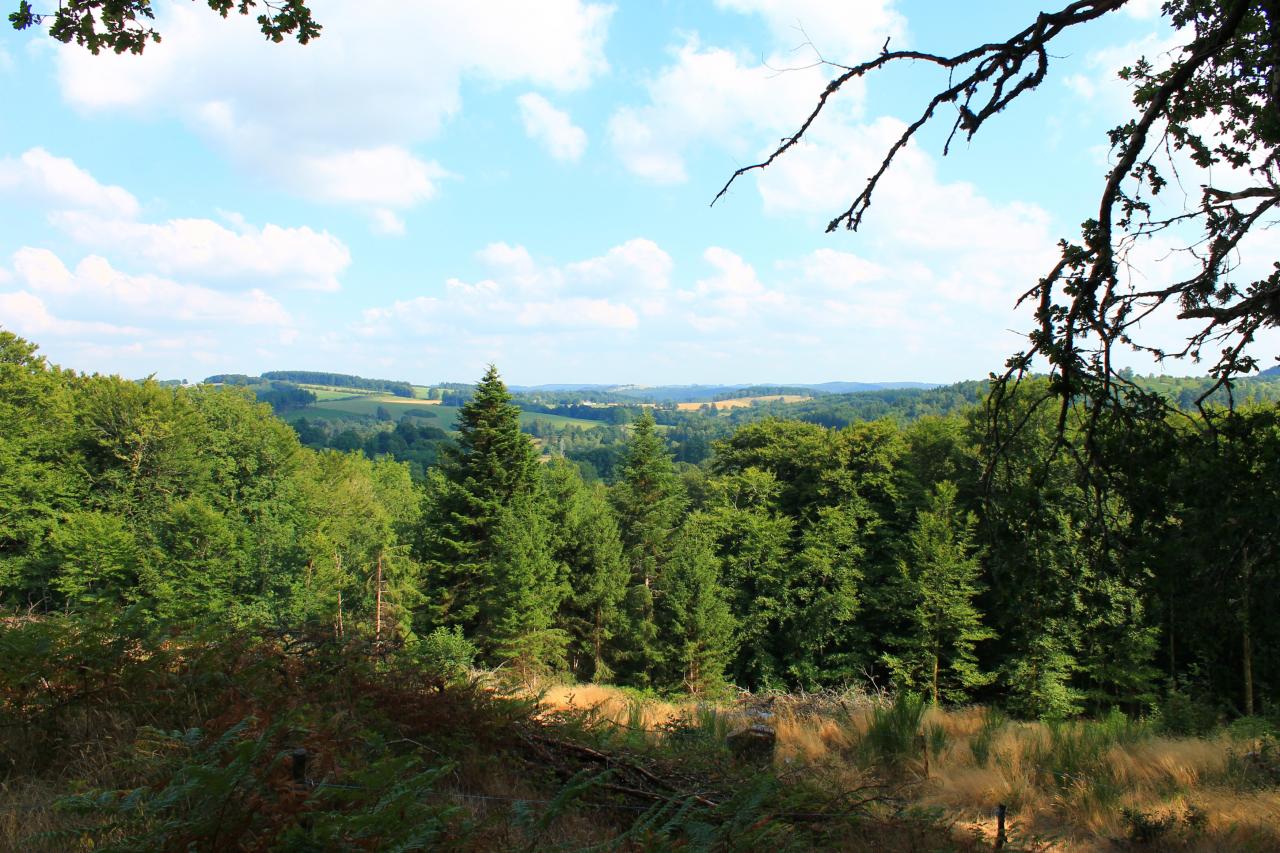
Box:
[610,411,685,685]
[482,493,569,675]
[884,481,993,705]
[656,521,736,694]
[418,365,542,633]
[543,460,628,681]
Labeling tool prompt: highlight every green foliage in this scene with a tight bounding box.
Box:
[655,523,736,694]
[7,330,1280,731]
[543,460,628,681]
[884,481,993,704]
[611,411,687,686]
[10,0,320,55]
[418,365,542,632]
[482,494,569,674]
[413,626,477,683]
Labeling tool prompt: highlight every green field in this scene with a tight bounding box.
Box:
[306,388,373,401]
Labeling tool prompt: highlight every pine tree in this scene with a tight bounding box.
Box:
[418,365,541,632]
[884,481,993,705]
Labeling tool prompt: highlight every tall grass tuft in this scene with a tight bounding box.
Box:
[861,692,927,766]
[969,707,1007,767]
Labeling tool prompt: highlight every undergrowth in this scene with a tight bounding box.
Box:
[0,612,970,851]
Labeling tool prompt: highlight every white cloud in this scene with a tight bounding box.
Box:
[0,150,352,291]
[358,238,670,340]
[0,148,139,218]
[752,116,1055,290]
[370,209,406,237]
[610,38,844,184]
[55,1,612,211]
[519,298,637,329]
[0,290,141,338]
[11,248,292,327]
[49,211,350,291]
[608,1,902,184]
[289,146,448,208]
[713,0,906,62]
[517,93,587,162]
[1122,0,1164,20]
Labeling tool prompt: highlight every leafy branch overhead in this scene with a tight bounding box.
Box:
[8,0,319,54]
[717,0,1280,412]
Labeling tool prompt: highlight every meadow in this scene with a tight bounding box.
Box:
[537,684,1280,851]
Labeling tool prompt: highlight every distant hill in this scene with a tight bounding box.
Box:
[510,381,938,403]
[205,371,414,398]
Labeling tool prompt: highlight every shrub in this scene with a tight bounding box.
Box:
[414,626,477,684]
[1153,687,1219,737]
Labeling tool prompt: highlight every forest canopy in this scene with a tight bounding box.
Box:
[4,328,1278,722]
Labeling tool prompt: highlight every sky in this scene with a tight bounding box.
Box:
[0,0,1245,386]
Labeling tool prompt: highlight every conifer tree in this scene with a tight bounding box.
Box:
[655,522,736,694]
[610,411,686,684]
[542,460,627,681]
[482,493,569,675]
[884,481,993,705]
[418,365,541,632]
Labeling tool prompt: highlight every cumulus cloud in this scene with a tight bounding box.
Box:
[50,211,350,291]
[517,93,588,161]
[346,232,1041,382]
[608,1,902,184]
[370,209,407,237]
[359,239,662,338]
[609,38,842,184]
[11,248,293,327]
[55,0,612,212]
[1,148,351,291]
[288,147,449,209]
[0,290,142,338]
[0,148,139,218]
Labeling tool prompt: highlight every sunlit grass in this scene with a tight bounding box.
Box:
[534,684,1280,850]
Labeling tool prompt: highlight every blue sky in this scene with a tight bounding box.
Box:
[0,0,1217,385]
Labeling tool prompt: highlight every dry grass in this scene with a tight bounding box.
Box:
[531,685,1280,851]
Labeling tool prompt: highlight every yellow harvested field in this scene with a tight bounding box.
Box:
[675,394,811,411]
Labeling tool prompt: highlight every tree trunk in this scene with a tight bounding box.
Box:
[375,552,384,647]
[335,553,344,639]
[593,606,604,681]
[1243,547,1254,717]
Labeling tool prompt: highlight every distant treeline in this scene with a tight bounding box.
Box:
[710,385,821,401]
[261,371,415,397]
[256,381,316,412]
[292,416,450,480]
